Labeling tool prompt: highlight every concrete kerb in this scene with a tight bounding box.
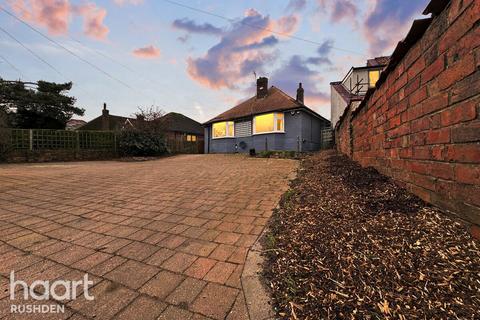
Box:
[241,227,275,320]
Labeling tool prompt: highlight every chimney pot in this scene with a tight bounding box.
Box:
[256,77,268,99]
[101,103,109,130]
[296,82,304,104]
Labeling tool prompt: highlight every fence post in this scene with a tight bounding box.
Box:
[29,129,33,151]
[113,132,117,155]
[76,131,80,157]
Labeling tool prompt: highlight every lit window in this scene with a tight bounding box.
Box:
[276,113,284,131]
[369,70,380,87]
[212,121,234,138]
[253,113,285,134]
[191,135,197,142]
[186,135,192,141]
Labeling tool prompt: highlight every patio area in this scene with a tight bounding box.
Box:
[0,154,297,319]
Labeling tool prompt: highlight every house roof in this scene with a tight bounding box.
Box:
[160,112,203,135]
[204,86,328,124]
[66,119,87,130]
[330,81,364,104]
[367,56,391,67]
[77,114,135,131]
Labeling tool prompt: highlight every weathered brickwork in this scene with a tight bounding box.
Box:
[336,0,480,225]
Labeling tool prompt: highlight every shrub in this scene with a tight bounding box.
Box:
[117,106,168,157]
[258,150,276,158]
[117,130,167,156]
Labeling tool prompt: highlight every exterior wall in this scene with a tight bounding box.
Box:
[336,105,353,156]
[342,68,370,94]
[335,0,480,226]
[205,110,328,153]
[330,86,348,128]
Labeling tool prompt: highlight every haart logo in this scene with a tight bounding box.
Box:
[9,271,94,314]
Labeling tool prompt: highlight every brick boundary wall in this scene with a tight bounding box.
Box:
[335,0,480,231]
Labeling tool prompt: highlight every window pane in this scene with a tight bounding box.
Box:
[187,135,191,141]
[369,70,380,87]
[227,121,234,136]
[276,113,284,131]
[192,135,197,142]
[213,122,226,138]
[254,113,274,133]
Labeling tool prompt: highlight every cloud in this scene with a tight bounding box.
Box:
[9,0,109,40]
[234,35,279,52]
[275,14,300,36]
[270,39,334,107]
[113,0,143,6]
[75,3,109,40]
[286,0,307,12]
[172,18,223,36]
[10,0,71,35]
[187,9,300,90]
[318,0,358,23]
[132,45,161,58]
[363,0,429,55]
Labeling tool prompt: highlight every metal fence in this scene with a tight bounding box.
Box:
[5,129,116,152]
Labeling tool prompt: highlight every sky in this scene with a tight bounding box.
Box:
[0,0,430,123]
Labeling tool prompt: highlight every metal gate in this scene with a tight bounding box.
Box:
[320,128,334,149]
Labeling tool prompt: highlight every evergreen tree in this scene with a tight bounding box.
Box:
[0,79,85,129]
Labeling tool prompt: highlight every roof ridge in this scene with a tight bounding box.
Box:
[270,86,301,105]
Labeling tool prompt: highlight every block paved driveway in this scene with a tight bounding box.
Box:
[0,155,297,320]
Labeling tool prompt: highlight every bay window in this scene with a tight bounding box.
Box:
[212,121,234,138]
[253,112,284,134]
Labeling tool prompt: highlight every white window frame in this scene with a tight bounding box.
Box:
[252,112,285,135]
[212,121,235,139]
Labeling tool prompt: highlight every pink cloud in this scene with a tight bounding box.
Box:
[275,14,300,36]
[132,45,161,59]
[187,9,300,90]
[317,0,358,24]
[75,3,109,40]
[8,0,109,40]
[10,0,71,35]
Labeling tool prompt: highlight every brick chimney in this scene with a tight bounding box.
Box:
[101,103,109,130]
[296,83,304,104]
[256,77,268,99]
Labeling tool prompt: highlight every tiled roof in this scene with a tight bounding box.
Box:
[205,86,326,124]
[160,112,203,135]
[66,119,86,130]
[367,56,391,67]
[330,81,364,104]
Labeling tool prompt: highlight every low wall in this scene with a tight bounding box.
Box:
[5,149,117,163]
[335,0,480,227]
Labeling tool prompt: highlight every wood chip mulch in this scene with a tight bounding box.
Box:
[263,150,480,319]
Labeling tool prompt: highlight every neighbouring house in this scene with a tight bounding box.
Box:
[330,56,390,128]
[203,77,331,153]
[65,119,86,130]
[79,103,204,153]
[78,103,136,131]
[159,112,205,154]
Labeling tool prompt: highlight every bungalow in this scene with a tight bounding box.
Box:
[79,104,204,153]
[203,77,331,153]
